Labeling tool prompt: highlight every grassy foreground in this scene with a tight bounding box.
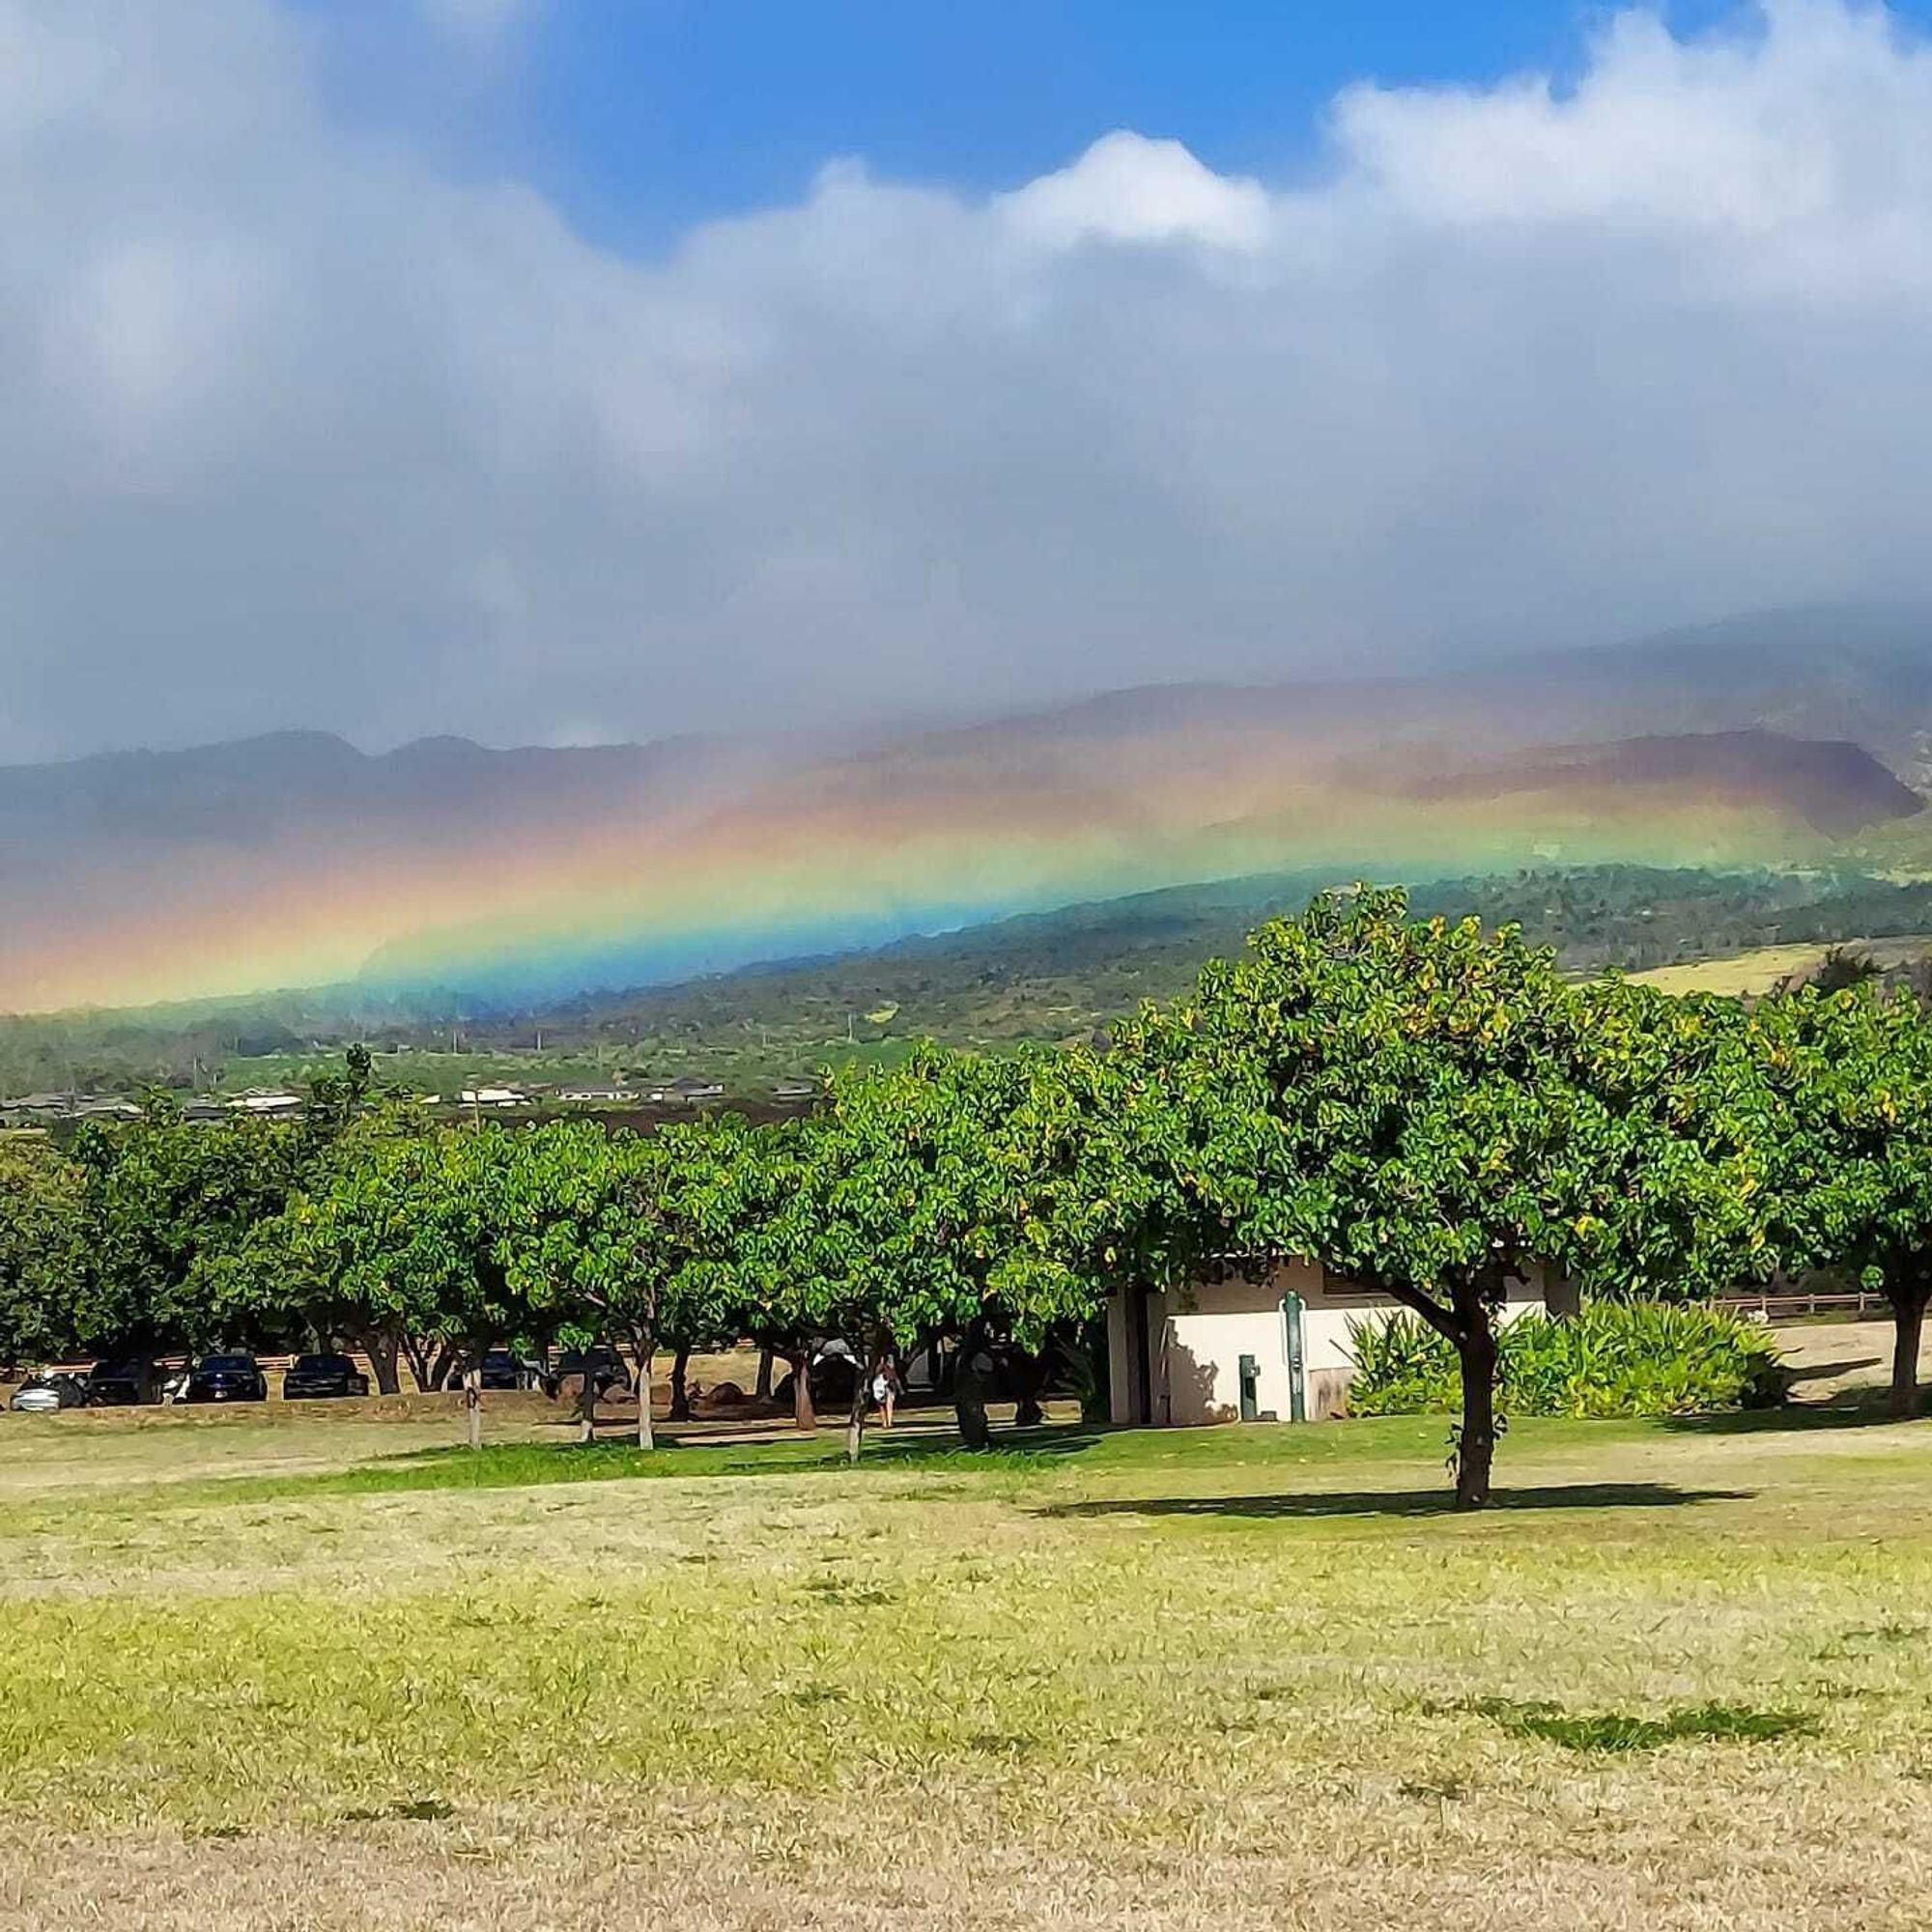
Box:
[2,1402,1932,1929]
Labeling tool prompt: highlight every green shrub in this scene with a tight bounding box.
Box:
[1347,1302,1788,1419]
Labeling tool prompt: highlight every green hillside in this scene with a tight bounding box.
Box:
[14,862,1932,1103]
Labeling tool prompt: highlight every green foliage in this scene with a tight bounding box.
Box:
[1347,1304,1789,1419]
[1465,1698,1816,1752]
[10,863,1928,1103]
[0,1140,90,1367]
[771,1044,1101,1357]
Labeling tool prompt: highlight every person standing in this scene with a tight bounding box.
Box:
[871,1354,899,1429]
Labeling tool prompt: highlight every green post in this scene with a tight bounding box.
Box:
[1280,1291,1307,1423]
[1237,1352,1259,1423]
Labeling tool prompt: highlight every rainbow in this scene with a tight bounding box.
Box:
[0,719,1877,1014]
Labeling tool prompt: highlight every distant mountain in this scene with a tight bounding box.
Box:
[1405,732,1925,839]
[5,606,1931,1014]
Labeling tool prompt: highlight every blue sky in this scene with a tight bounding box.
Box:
[327,0,1922,248]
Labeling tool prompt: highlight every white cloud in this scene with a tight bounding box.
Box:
[4,1,1932,761]
[999,130,1271,248]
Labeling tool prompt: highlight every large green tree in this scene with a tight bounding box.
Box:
[0,1140,90,1367]
[1742,983,1932,1419]
[774,1046,1101,1459]
[69,1100,298,1351]
[1090,888,1765,1507]
[491,1118,754,1448]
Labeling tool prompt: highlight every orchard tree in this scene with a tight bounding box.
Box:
[784,1046,1102,1460]
[708,1119,825,1433]
[262,1125,531,1443]
[229,1107,440,1394]
[1095,888,1766,1508]
[69,1100,298,1351]
[1743,982,1932,1419]
[0,1140,90,1367]
[493,1119,752,1448]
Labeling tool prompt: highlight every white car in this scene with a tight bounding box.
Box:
[8,1372,89,1412]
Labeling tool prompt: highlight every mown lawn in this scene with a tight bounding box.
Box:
[2,1401,1930,1929]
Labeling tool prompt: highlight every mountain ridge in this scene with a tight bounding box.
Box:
[7,607,1932,1013]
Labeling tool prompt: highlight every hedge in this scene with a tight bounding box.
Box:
[1347,1301,1789,1419]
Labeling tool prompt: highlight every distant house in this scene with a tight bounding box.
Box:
[772,1078,818,1103]
[227,1092,305,1118]
[553,1084,636,1104]
[1108,1260,1550,1427]
[668,1077,724,1105]
[4,1094,73,1118]
[458,1086,527,1108]
[74,1097,143,1121]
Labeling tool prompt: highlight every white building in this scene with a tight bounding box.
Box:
[458,1086,527,1108]
[1106,1260,1554,1427]
[226,1091,305,1117]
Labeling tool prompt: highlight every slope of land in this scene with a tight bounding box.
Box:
[16,864,1932,1101]
[8,603,1932,1013]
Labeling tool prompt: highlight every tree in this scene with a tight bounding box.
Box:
[69,1101,298,1352]
[1090,889,1764,1508]
[0,1140,89,1367]
[225,1104,437,1394]
[780,1046,1101,1460]
[1742,983,1932,1419]
[494,1117,763,1449]
[254,1125,533,1443]
[706,1119,823,1433]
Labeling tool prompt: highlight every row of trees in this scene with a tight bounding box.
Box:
[8,889,1932,1506]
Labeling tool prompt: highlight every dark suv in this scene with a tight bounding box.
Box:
[543,1345,629,1400]
[281,1352,369,1400]
[477,1348,537,1391]
[87,1358,159,1406]
[185,1352,268,1404]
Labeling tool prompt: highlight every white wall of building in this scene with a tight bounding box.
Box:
[1109,1261,1549,1427]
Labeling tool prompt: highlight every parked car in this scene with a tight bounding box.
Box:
[281,1352,369,1400]
[185,1352,268,1403]
[477,1348,537,1392]
[542,1345,629,1399]
[9,1372,89,1412]
[87,1357,159,1406]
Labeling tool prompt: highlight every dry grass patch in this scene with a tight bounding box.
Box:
[3,1406,1932,1926]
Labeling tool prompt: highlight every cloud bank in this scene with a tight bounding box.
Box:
[5,0,1932,760]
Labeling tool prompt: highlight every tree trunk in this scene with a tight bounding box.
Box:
[1889,1284,1928,1422]
[668,1343,693,1422]
[845,1338,887,1464]
[953,1320,992,1448]
[630,1325,656,1450]
[755,1345,774,1400]
[845,1368,869,1464]
[465,1364,483,1452]
[1009,1343,1048,1429]
[401,1333,438,1393]
[355,1326,401,1396]
[577,1369,598,1445]
[1453,1298,1499,1512]
[790,1349,816,1432]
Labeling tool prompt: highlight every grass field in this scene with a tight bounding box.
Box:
[1630,933,1932,995]
[4,1384,1932,1929]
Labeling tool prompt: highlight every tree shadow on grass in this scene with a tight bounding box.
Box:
[350,1419,1106,1484]
[1784,1357,1883,1386]
[1040,1482,1751,1521]
[853,1426,1105,1469]
[1664,1388,1922,1435]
